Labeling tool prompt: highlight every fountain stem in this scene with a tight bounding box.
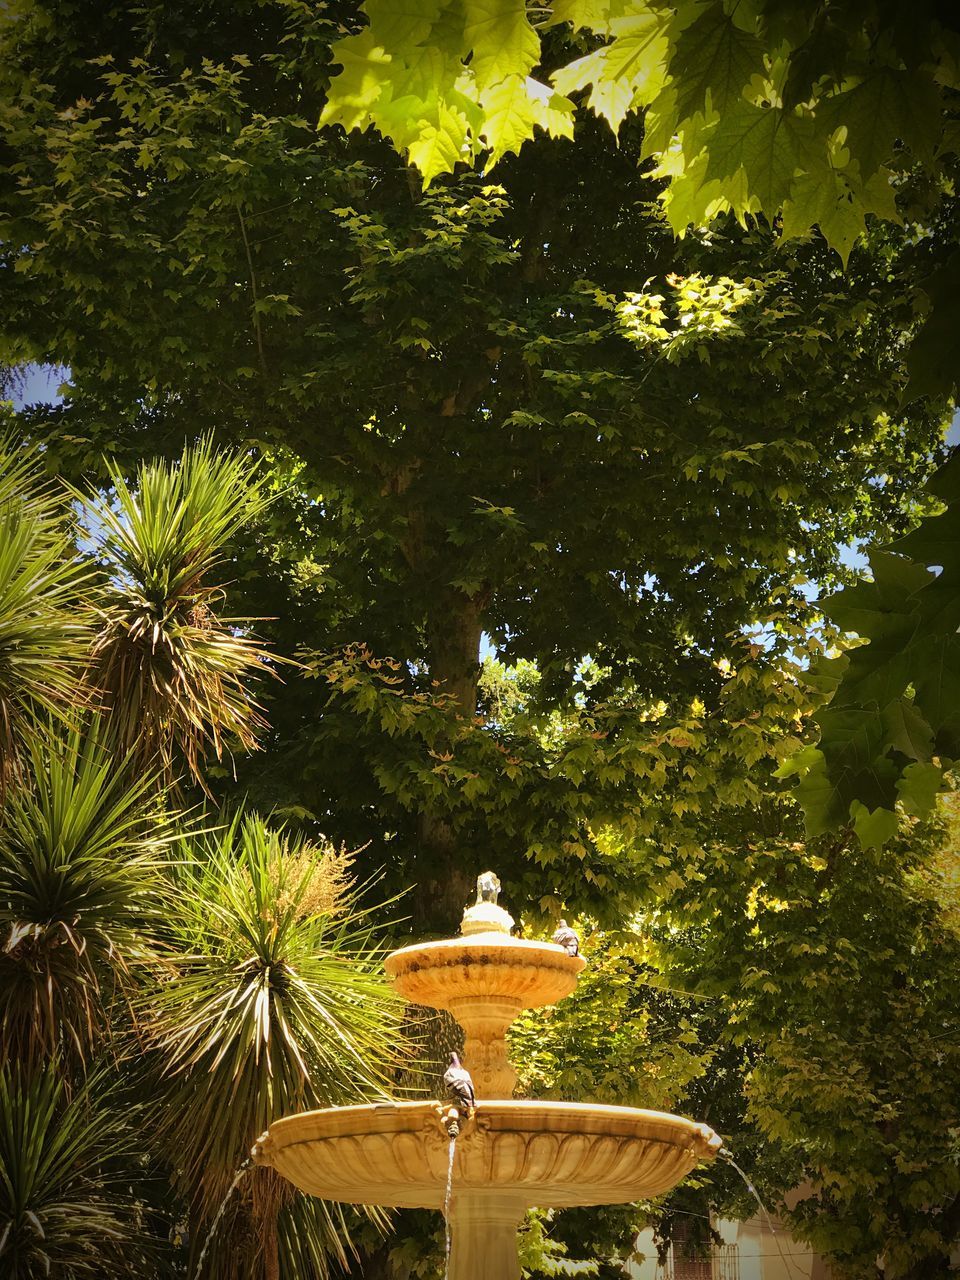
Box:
[448,1193,524,1280]
[449,995,521,1096]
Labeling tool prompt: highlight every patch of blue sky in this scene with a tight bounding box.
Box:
[12,362,68,408]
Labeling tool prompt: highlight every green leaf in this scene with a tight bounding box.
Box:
[407,101,471,183]
[363,0,444,51]
[547,0,615,32]
[319,30,393,132]
[774,743,823,780]
[703,102,809,214]
[782,169,866,266]
[896,760,943,816]
[553,12,671,129]
[526,79,576,140]
[813,180,866,266]
[792,748,847,837]
[819,68,942,179]
[881,698,934,761]
[463,0,540,92]
[850,798,899,849]
[479,73,537,163]
[669,1,763,121]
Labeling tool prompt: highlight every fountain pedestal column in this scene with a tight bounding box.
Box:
[448,1193,523,1280]
[448,995,520,1096]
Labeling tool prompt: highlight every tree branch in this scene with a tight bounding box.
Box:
[238,208,267,376]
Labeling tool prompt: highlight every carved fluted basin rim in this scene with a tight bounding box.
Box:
[255,1101,722,1210]
[385,936,585,1009]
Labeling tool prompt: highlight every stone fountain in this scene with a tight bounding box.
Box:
[252,874,721,1279]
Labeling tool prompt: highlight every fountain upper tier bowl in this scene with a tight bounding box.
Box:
[385,933,585,1010]
[253,1099,722,1209]
[385,925,586,1096]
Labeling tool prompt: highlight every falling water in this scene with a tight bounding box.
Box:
[442,1135,456,1280]
[192,1158,252,1279]
[719,1149,804,1280]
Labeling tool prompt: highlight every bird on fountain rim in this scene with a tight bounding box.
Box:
[443,1052,476,1113]
[552,918,580,957]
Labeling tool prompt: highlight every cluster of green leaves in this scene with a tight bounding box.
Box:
[323,0,959,260]
[1,1,948,896]
[0,722,172,1070]
[319,0,960,843]
[650,805,960,1280]
[510,926,709,1110]
[0,1066,158,1279]
[0,439,404,1280]
[83,440,274,790]
[0,435,87,787]
[785,451,960,846]
[301,632,818,926]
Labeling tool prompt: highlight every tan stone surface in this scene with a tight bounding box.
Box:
[385,934,585,1009]
[257,914,721,1279]
[386,934,585,1095]
[253,1099,721,1209]
[460,901,515,936]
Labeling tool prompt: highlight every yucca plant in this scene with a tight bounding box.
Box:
[0,437,89,790]
[82,439,272,791]
[0,721,172,1070]
[147,814,404,1279]
[0,1063,161,1279]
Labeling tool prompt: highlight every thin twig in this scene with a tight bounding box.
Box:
[238,208,267,376]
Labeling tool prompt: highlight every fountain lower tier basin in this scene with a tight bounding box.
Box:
[252,1100,721,1209]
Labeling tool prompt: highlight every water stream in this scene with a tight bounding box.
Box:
[192,1158,252,1279]
[718,1149,804,1280]
[442,1135,456,1280]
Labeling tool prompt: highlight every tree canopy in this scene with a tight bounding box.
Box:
[318,0,960,843]
[0,0,949,914]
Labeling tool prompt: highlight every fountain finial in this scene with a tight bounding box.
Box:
[460,870,515,936]
[477,870,500,905]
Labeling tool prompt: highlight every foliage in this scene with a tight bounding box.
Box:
[0,432,406,1278]
[82,439,273,791]
[0,1064,159,1279]
[785,449,960,846]
[648,795,960,1278]
[146,812,403,1277]
[322,0,959,258]
[0,722,170,1070]
[317,0,960,836]
[0,0,950,919]
[0,433,88,788]
[510,926,709,1110]
[508,926,715,1275]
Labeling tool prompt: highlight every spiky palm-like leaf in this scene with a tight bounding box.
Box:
[0,1064,161,1279]
[82,439,272,790]
[148,814,403,1279]
[0,437,88,788]
[0,723,170,1069]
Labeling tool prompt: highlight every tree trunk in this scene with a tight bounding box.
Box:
[262,1210,279,1280]
[414,586,485,932]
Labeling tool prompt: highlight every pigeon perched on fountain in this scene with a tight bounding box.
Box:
[552,919,580,957]
[443,1053,476,1112]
